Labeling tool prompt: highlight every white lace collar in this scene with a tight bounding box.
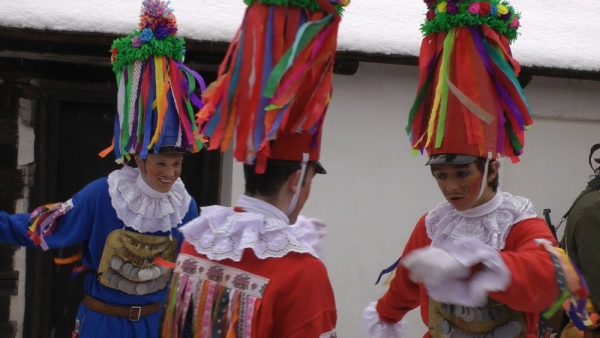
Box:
[425,191,538,250]
[179,195,318,262]
[108,166,192,233]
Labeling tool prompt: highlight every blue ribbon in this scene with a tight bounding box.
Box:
[375,257,401,285]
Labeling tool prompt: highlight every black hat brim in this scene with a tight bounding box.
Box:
[315,161,327,174]
[157,146,187,154]
[426,154,479,165]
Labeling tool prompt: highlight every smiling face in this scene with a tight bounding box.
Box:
[430,161,497,211]
[135,153,183,193]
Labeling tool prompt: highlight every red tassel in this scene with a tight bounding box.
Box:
[272,6,286,60]
[155,256,176,269]
[233,5,269,161]
[209,78,232,150]
[27,231,41,246]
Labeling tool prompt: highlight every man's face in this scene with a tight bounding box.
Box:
[288,165,317,224]
[136,153,183,193]
[431,162,488,211]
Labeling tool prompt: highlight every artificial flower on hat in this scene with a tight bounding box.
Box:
[102,0,206,163]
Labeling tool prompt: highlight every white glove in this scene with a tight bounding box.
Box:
[362,302,407,338]
[401,246,470,287]
[405,238,510,307]
[291,215,326,258]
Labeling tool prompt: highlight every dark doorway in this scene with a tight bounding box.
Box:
[25,80,221,338]
[50,99,120,338]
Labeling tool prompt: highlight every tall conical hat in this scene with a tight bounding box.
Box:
[101,0,206,163]
[407,0,533,164]
[196,0,348,173]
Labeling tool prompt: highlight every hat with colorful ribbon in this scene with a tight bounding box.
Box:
[407,0,533,165]
[196,0,348,173]
[100,0,206,163]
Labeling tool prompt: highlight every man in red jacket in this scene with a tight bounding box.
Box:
[361,0,571,337]
[363,153,561,338]
[161,0,348,336]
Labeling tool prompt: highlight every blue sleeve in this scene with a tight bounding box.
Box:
[183,198,199,222]
[41,179,105,248]
[0,212,36,247]
[0,178,106,249]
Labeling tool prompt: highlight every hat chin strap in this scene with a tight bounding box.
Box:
[286,153,309,216]
[476,152,493,202]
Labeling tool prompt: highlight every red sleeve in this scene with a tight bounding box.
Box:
[279,257,337,338]
[376,214,431,324]
[489,217,559,313]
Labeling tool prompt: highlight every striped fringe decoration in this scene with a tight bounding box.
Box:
[406,26,533,163]
[101,56,206,163]
[196,3,341,173]
[163,272,263,338]
[163,254,269,338]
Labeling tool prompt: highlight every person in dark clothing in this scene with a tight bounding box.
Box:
[561,144,600,338]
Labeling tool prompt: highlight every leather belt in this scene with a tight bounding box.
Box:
[83,294,162,321]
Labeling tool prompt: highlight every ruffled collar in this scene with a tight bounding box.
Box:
[108,166,191,234]
[179,195,317,262]
[425,191,538,250]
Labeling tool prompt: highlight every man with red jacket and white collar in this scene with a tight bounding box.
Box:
[161,0,347,336]
[361,0,580,337]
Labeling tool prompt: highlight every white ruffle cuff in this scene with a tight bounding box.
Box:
[362,302,407,338]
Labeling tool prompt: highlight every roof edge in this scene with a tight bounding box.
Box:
[0,27,598,81]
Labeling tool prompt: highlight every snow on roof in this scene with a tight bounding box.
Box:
[2,0,599,72]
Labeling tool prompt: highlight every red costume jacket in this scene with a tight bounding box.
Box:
[376,215,558,337]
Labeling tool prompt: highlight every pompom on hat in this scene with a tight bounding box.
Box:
[196,0,348,173]
[100,0,206,163]
[407,0,533,165]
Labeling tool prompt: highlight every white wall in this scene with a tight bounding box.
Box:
[227,62,600,337]
[12,98,37,338]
